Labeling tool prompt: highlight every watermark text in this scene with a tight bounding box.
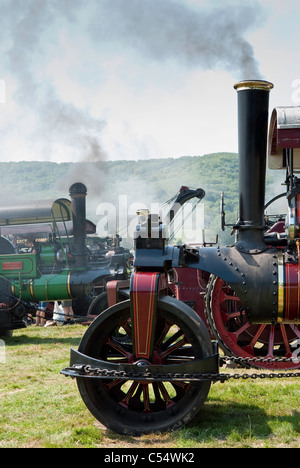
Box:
[96,196,205,243]
[0,339,6,364]
[0,79,6,104]
[292,339,300,363]
[291,79,300,105]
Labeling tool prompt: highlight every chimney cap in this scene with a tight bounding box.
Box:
[234,80,274,92]
[69,182,87,196]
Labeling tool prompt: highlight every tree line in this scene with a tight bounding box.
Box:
[0,153,284,246]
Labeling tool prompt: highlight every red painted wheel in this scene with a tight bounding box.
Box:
[76,296,212,435]
[205,275,300,369]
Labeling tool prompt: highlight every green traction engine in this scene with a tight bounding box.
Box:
[0,182,112,335]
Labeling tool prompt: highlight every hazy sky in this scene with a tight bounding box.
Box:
[0,0,300,163]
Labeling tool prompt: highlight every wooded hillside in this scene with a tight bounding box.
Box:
[0,153,284,246]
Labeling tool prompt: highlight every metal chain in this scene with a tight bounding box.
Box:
[220,356,300,366]
[217,355,300,380]
[220,355,299,364]
[73,354,300,382]
[78,366,300,381]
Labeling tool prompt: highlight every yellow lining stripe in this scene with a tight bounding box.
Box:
[67,271,72,298]
[277,251,284,323]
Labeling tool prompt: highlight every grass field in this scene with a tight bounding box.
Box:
[0,324,299,448]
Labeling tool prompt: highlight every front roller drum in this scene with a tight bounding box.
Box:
[75,296,213,436]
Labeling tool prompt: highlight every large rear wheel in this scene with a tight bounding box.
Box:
[76,296,212,435]
[205,275,300,369]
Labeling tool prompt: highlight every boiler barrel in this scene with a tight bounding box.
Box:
[10,268,110,302]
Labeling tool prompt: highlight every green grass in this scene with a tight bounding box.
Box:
[0,325,299,448]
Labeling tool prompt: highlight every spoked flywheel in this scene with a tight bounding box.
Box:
[76,296,213,435]
[205,275,300,369]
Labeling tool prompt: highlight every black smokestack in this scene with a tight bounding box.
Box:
[69,182,87,268]
[234,80,273,252]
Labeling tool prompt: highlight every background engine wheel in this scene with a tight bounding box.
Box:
[87,292,108,316]
[76,296,212,435]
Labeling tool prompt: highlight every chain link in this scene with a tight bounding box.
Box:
[74,354,300,382]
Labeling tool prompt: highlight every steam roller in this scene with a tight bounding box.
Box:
[62,80,300,435]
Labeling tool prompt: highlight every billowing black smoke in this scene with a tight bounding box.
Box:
[0,0,106,164]
[90,0,265,79]
[0,0,266,191]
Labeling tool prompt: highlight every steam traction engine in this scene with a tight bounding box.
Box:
[62,81,300,435]
[0,183,128,335]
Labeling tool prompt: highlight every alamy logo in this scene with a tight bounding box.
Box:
[96,196,205,242]
[0,339,5,364]
[0,79,6,104]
